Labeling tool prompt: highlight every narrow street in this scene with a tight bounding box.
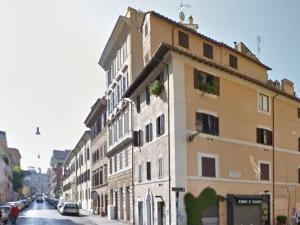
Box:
[13,201,96,225]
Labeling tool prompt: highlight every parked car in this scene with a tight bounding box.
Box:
[47,198,58,208]
[0,205,11,224]
[36,196,43,203]
[6,202,21,211]
[59,203,79,216]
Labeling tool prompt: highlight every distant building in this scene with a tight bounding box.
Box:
[48,149,71,198]
[22,167,48,196]
[62,131,92,212]
[0,130,21,203]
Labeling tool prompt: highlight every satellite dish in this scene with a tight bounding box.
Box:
[35,127,41,135]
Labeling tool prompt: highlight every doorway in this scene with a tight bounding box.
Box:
[157,202,165,225]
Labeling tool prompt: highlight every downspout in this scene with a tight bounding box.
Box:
[272,93,279,225]
[130,102,135,225]
[153,57,171,225]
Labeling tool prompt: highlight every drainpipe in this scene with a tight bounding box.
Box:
[272,93,279,225]
[153,57,171,225]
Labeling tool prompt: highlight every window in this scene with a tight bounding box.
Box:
[299,138,300,152]
[119,152,123,170]
[257,128,272,145]
[156,114,165,136]
[298,168,300,183]
[229,54,238,69]
[298,108,300,119]
[124,111,129,134]
[259,162,270,181]
[196,112,219,135]
[259,93,269,113]
[203,43,213,59]
[109,158,112,174]
[158,157,163,178]
[145,123,153,143]
[146,161,151,180]
[125,148,129,167]
[201,157,216,177]
[86,148,90,160]
[145,86,150,105]
[138,164,143,182]
[118,116,123,138]
[136,95,141,113]
[194,69,219,95]
[178,31,189,48]
[114,156,117,172]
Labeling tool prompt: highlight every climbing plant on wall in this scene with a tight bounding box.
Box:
[184,187,225,225]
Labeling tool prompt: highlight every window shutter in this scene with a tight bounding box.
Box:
[136,95,141,113]
[133,131,140,147]
[149,123,153,141]
[214,117,219,136]
[139,130,143,146]
[145,125,149,142]
[161,114,165,134]
[146,86,150,105]
[298,108,300,119]
[156,117,160,136]
[268,130,273,146]
[256,128,261,143]
[298,138,300,152]
[298,168,300,183]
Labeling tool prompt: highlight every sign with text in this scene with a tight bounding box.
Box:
[236,199,263,205]
[172,187,185,192]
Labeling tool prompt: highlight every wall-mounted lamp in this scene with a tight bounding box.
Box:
[188,120,203,142]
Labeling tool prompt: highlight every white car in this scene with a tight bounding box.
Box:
[59,203,79,216]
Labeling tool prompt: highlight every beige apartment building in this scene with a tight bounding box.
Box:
[122,8,300,225]
[84,97,108,216]
[98,7,144,222]
[62,132,92,211]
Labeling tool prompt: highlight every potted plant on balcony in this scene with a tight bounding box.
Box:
[197,80,218,95]
[150,80,163,96]
[276,215,287,225]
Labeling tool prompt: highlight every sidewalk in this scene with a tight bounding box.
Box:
[80,209,130,225]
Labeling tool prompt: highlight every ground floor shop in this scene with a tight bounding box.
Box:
[91,187,108,216]
[187,179,300,225]
[107,170,133,222]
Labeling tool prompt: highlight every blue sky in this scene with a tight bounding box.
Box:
[0,0,299,172]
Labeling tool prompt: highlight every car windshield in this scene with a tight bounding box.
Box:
[65,204,78,209]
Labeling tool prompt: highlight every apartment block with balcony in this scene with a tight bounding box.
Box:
[84,97,108,216]
[98,7,144,222]
[123,8,300,225]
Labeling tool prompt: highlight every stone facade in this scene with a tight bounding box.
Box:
[84,98,109,216]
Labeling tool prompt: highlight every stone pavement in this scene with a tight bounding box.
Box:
[80,209,130,225]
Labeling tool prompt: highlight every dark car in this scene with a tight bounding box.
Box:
[36,195,43,203]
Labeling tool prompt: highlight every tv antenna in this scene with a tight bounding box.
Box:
[179,2,191,22]
[257,35,262,58]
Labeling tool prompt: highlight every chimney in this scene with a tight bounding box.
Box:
[281,79,295,95]
[188,15,193,24]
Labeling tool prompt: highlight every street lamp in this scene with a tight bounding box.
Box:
[188,120,203,142]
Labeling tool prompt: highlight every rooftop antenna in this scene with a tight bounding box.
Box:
[257,35,262,58]
[179,2,191,22]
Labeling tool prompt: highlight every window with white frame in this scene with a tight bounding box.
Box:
[119,152,123,170]
[259,161,270,181]
[125,148,129,167]
[138,164,143,182]
[158,157,163,178]
[198,153,218,178]
[259,93,269,113]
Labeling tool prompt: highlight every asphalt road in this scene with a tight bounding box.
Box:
[12,201,96,225]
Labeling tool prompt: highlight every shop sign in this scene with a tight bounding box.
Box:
[236,199,263,205]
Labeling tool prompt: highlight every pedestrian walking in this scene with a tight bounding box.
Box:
[10,205,20,225]
[291,208,297,225]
